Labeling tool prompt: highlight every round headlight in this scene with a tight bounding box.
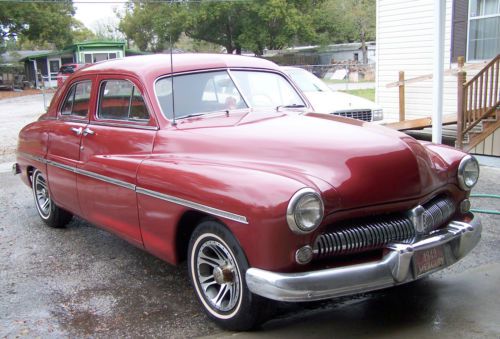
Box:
[457,155,479,191]
[287,188,324,234]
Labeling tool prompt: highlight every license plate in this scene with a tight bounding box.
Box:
[414,246,445,277]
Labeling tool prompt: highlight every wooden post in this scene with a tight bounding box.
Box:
[456,65,467,149]
[457,56,465,70]
[399,71,405,122]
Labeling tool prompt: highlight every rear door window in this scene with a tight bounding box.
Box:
[98,80,150,122]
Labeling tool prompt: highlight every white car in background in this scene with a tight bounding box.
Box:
[282,66,383,122]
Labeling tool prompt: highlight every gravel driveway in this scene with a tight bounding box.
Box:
[1,94,499,338]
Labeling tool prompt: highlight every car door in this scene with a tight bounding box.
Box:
[77,76,157,245]
[46,77,95,215]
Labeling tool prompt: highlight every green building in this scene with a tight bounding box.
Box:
[20,40,144,87]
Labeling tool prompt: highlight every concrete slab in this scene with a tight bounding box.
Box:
[205,263,500,338]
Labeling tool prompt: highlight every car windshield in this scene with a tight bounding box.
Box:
[59,65,76,74]
[284,68,331,93]
[155,70,305,120]
[230,70,305,109]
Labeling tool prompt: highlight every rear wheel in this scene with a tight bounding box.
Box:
[188,220,271,331]
[32,169,72,228]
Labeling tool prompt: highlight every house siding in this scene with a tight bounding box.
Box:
[376,0,460,122]
[471,129,500,156]
[376,0,499,156]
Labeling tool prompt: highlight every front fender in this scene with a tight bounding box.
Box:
[136,157,325,271]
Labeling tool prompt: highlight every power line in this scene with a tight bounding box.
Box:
[0,0,251,3]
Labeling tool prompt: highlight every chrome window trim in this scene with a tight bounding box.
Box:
[58,118,89,124]
[90,121,159,131]
[18,152,248,224]
[136,187,248,224]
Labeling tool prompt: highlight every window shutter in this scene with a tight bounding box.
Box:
[451,0,469,63]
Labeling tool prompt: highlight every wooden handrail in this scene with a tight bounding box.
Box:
[386,62,488,88]
[464,54,500,87]
[457,54,500,149]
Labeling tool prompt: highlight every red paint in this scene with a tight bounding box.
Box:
[17,54,471,273]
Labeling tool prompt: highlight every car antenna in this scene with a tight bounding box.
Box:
[170,34,177,126]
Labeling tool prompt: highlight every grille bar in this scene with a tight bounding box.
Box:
[314,196,456,258]
[332,110,372,122]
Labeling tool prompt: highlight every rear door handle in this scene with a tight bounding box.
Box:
[83,127,94,136]
[71,127,83,135]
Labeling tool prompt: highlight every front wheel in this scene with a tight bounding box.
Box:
[188,220,271,331]
[32,169,73,228]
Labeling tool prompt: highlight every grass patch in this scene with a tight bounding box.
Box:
[323,79,374,84]
[339,88,375,102]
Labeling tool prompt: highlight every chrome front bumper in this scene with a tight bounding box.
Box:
[246,216,482,302]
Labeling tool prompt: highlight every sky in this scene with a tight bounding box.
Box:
[73,0,127,32]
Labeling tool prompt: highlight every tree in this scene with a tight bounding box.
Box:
[119,2,188,52]
[238,0,320,55]
[0,2,77,48]
[185,1,247,54]
[317,0,375,63]
[71,20,96,43]
[92,17,124,41]
[348,0,375,64]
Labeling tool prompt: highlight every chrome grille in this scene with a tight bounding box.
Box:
[332,109,372,122]
[314,196,456,258]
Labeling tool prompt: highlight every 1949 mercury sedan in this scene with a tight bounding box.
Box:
[14,54,482,330]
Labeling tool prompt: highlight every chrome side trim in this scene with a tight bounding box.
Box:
[18,151,248,224]
[46,160,76,173]
[246,215,482,302]
[136,187,249,224]
[17,152,47,164]
[77,168,136,190]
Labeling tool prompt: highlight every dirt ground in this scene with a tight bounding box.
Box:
[0,88,56,100]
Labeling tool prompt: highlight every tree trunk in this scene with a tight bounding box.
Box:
[360,30,368,64]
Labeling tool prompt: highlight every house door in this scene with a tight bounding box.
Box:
[48,58,61,86]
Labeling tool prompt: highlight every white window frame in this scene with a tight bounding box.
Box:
[80,50,122,64]
[466,0,500,62]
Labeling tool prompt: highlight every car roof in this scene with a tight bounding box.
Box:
[78,53,281,81]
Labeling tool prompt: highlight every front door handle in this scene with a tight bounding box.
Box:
[83,127,94,136]
[71,127,83,135]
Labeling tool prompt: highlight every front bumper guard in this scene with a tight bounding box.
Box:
[246,216,482,302]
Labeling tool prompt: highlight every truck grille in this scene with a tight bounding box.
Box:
[314,196,456,258]
[332,109,372,122]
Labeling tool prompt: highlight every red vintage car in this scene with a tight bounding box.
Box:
[14,54,481,330]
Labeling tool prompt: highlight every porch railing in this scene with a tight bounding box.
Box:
[456,54,500,148]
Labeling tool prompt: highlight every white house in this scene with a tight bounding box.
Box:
[376,0,499,155]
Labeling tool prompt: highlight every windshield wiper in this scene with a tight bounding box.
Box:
[276,104,307,111]
[176,112,207,120]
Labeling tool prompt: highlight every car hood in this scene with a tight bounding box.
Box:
[305,91,380,114]
[162,111,449,211]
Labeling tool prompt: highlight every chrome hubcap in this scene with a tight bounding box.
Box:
[35,173,51,217]
[196,240,240,312]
